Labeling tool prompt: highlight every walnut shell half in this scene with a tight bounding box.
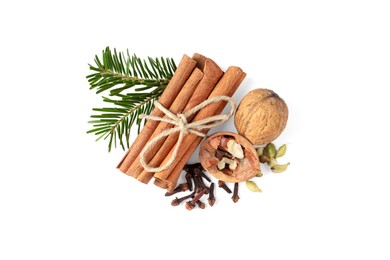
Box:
[199,132,261,182]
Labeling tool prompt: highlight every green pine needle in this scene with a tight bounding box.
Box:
[86,47,176,151]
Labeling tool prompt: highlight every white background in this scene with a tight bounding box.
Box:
[1,0,389,259]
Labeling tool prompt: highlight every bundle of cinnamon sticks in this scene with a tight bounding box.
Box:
[117,53,246,191]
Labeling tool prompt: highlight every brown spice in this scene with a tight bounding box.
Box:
[142,56,224,183]
[218,180,232,194]
[185,191,204,211]
[117,55,197,174]
[164,183,189,196]
[171,192,196,206]
[154,67,246,190]
[132,67,204,183]
[208,182,216,207]
[232,182,240,203]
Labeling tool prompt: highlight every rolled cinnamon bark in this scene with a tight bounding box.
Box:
[137,57,224,183]
[192,53,207,70]
[153,67,246,188]
[127,67,204,180]
[117,55,197,174]
[153,139,199,191]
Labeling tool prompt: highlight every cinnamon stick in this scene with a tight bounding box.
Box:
[117,55,197,174]
[153,67,246,188]
[127,67,204,181]
[193,53,207,70]
[137,57,224,183]
[153,139,200,191]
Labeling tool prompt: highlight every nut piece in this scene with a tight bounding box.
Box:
[226,140,244,159]
[217,157,238,170]
[234,89,288,145]
[218,137,244,159]
[199,132,261,183]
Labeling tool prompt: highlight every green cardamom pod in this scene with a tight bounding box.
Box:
[256,147,264,156]
[246,180,262,192]
[276,144,287,158]
[271,163,290,173]
[256,172,263,177]
[259,155,270,164]
[268,158,277,167]
[264,143,276,158]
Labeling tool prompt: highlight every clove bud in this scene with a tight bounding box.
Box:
[171,192,196,206]
[232,182,240,203]
[185,172,193,192]
[215,149,234,160]
[185,191,205,211]
[200,171,211,182]
[165,183,189,196]
[196,200,206,209]
[208,182,216,207]
[218,180,232,194]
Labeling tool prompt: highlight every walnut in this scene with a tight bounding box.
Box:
[234,88,288,145]
[199,132,261,182]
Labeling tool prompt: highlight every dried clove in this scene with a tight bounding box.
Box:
[215,149,234,160]
[193,174,204,193]
[208,182,216,207]
[196,200,205,209]
[193,168,209,194]
[232,182,240,203]
[165,183,189,196]
[218,180,232,194]
[185,162,210,182]
[184,163,203,172]
[200,171,211,182]
[171,191,196,206]
[185,191,204,211]
[185,172,193,191]
[169,163,248,210]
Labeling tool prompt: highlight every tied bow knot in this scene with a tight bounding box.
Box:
[177,114,188,134]
[138,96,236,173]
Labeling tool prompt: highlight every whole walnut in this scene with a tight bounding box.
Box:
[234,89,288,145]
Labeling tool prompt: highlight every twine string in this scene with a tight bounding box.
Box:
[138,96,236,172]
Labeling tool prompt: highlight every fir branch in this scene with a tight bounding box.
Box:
[86,47,176,151]
[86,47,176,96]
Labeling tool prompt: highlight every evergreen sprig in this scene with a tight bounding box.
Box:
[86,47,176,151]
